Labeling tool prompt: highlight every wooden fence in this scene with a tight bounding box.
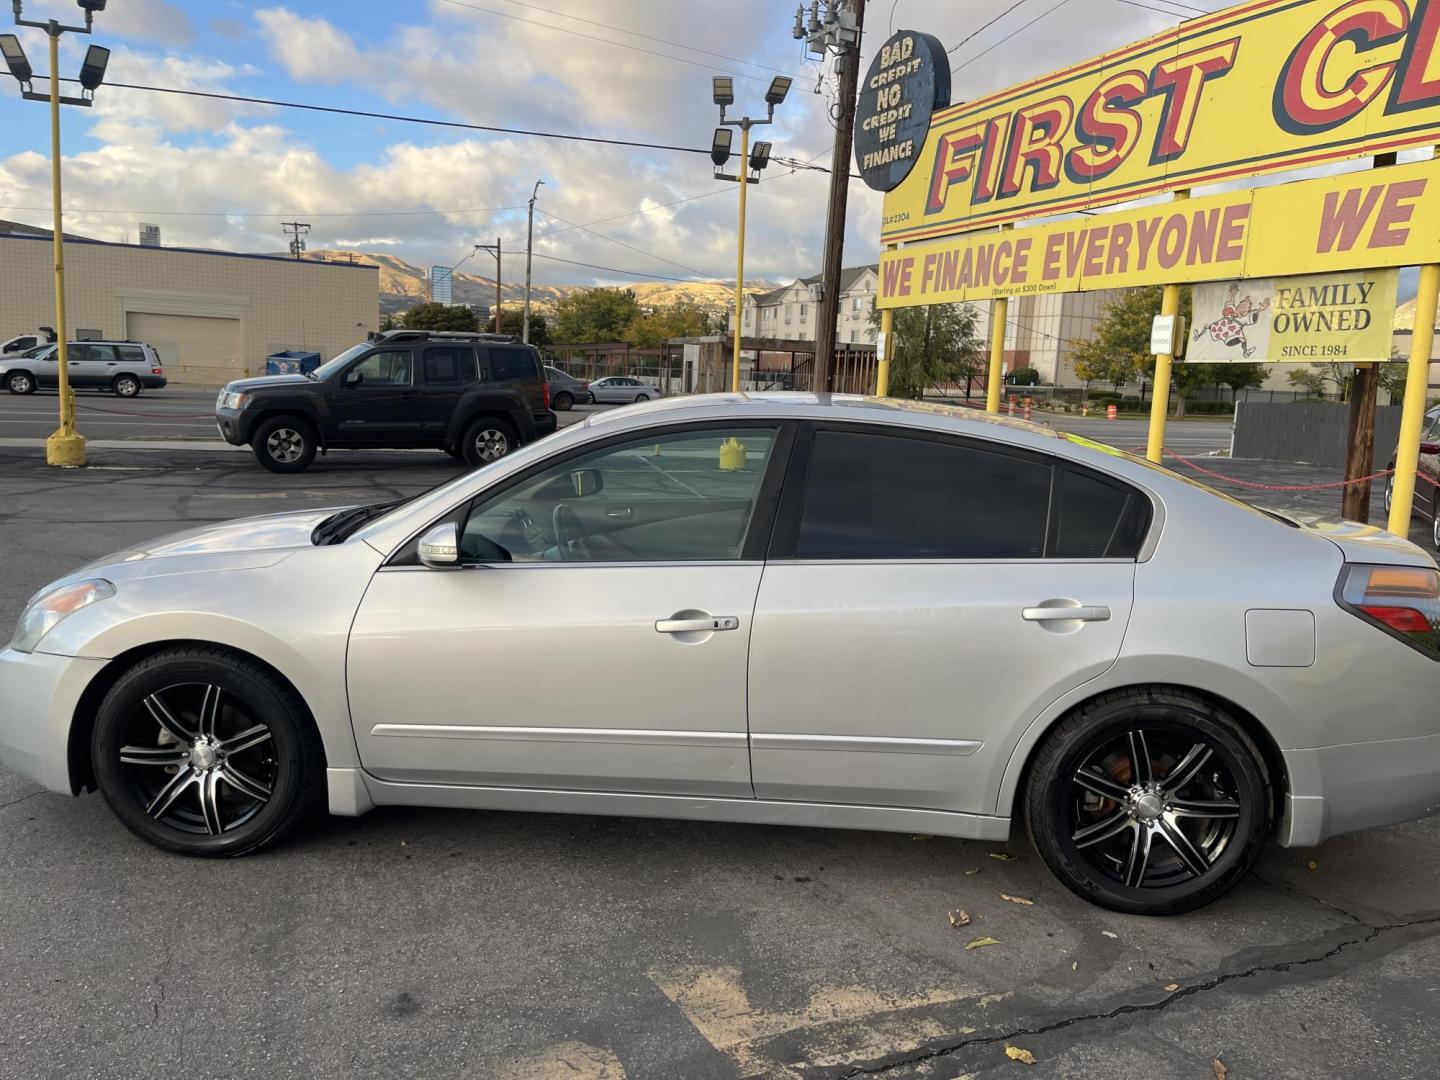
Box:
[1232,401,1403,468]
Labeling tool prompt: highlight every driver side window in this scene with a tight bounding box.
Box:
[460,426,779,564]
[350,350,411,387]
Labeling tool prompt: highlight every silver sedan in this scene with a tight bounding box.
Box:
[3,394,1438,914]
[587,376,659,404]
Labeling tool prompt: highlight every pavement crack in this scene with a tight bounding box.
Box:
[1250,869,1365,924]
[150,939,172,1026]
[0,789,45,812]
[835,914,1440,1078]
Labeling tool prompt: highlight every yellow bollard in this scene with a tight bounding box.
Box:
[719,437,746,471]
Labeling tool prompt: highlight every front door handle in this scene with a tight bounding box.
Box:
[1022,605,1111,623]
[656,616,739,634]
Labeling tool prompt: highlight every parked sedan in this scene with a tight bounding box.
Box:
[588,375,659,404]
[544,365,591,410]
[3,394,1439,915]
[1385,405,1440,551]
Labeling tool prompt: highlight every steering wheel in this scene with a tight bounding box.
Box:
[552,503,593,561]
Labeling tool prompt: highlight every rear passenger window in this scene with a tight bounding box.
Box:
[489,347,537,382]
[424,347,476,385]
[116,346,147,364]
[796,429,1051,559]
[1053,469,1149,559]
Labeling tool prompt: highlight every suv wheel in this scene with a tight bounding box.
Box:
[462,417,517,467]
[1025,688,1270,915]
[91,646,325,856]
[112,373,141,398]
[252,415,317,474]
[5,370,35,395]
[553,391,574,411]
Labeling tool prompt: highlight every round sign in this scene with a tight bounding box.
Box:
[854,30,950,192]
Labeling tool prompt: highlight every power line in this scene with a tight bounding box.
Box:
[1110,0,1204,17]
[945,0,1033,55]
[535,206,717,279]
[0,203,525,219]
[506,249,722,284]
[952,0,1074,74]
[434,0,789,84]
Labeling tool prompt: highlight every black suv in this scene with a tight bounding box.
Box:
[215,330,557,473]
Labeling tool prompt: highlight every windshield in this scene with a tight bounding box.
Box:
[309,342,372,381]
[23,344,55,360]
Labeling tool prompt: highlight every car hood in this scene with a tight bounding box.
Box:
[222,374,315,393]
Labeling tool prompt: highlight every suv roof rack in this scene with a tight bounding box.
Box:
[367,329,524,345]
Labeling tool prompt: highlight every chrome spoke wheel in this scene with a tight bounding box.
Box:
[474,428,510,462]
[1065,725,1242,890]
[265,428,305,464]
[117,682,277,837]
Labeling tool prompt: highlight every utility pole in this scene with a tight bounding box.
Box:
[523,179,544,344]
[282,221,309,260]
[797,0,866,393]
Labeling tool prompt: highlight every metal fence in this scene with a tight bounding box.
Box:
[1232,401,1404,468]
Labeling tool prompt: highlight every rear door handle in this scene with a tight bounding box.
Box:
[656,616,739,634]
[1022,605,1111,622]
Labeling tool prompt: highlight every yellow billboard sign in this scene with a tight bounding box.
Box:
[881,0,1440,244]
[1190,270,1398,362]
[878,157,1438,308]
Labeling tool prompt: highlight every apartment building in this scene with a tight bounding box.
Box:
[732,265,880,344]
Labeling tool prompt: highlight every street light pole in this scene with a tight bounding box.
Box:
[44,23,81,466]
[732,124,750,393]
[523,179,543,344]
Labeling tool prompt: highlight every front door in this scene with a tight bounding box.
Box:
[348,422,790,796]
[330,349,426,444]
[749,425,1142,815]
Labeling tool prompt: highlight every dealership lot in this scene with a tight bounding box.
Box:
[1,432,1437,1079]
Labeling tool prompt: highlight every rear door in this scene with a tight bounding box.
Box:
[418,344,478,435]
[485,344,545,411]
[748,424,1142,814]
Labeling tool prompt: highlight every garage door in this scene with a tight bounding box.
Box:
[125,312,242,386]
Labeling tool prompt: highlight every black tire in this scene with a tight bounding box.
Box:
[5,370,35,395]
[252,414,317,474]
[552,391,574,411]
[443,443,467,462]
[1025,688,1271,915]
[634,393,650,403]
[112,373,141,398]
[91,646,325,857]
[461,416,517,468]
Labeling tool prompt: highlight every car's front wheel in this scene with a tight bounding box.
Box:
[552,391,574,411]
[112,373,141,398]
[1025,688,1271,915]
[461,416,517,467]
[252,414,317,473]
[5,370,35,395]
[91,647,325,856]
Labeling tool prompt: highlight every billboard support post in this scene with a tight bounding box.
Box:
[986,295,1008,414]
[1147,192,1188,463]
[1388,259,1440,536]
[876,285,893,396]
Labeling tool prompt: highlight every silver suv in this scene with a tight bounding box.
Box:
[1,340,167,398]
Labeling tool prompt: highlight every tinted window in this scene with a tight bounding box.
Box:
[423,346,476,386]
[73,345,117,362]
[489,347,538,382]
[116,345,147,364]
[351,351,411,386]
[461,427,778,563]
[796,429,1050,559]
[1053,468,1148,558]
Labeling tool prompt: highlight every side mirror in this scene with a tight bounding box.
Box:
[344,369,364,386]
[570,467,604,497]
[417,522,460,569]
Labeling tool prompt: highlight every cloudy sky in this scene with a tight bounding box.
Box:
[0,0,1218,287]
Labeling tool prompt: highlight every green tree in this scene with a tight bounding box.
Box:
[402,302,479,333]
[871,300,983,399]
[1286,362,1347,398]
[552,287,643,343]
[486,308,550,346]
[1009,366,1041,386]
[624,303,715,348]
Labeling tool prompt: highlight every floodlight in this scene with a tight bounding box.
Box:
[765,76,792,106]
[712,76,733,108]
[749,140,772,172]
[77,44,108,91]
[0,34,32,85]
[710,127,733,167]
[76,0,108,12]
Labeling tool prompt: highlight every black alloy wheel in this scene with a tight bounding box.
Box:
[113,373,141,398]
[1026,689,1270,914]
[634,392,650,403]
[92,647,324,856]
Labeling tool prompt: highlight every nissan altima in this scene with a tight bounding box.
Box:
[3,394,1438,915]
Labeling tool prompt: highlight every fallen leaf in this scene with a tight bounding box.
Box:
[1212,1057,1228,1080]
[948,910,972,928]
[989,852,1018,862]
[1164,983,1181,992]
[1005,1046,1037,1065]
[1307,860,1319,871]
[1071,961,1079,971]
[399,841,408,847]
[1101,930,1118,939]
[964,867,981,875]
[965,936,1002,950]
[1001,894,1036,906]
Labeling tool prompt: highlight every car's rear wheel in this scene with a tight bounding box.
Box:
[5,370,35,395]
[1385,471,1395,515]
[112,373,141,398]
[1432,508,1439,552]
[252,414,316,473]
[461,417,516,467]
[1025,689,1270,915]
[553,391,574,411]
[634,392,650,403]
[91,647,325,857]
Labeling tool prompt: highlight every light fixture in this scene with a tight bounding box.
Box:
[76,0,109,12]
[77,43,108,91]
[765,76,792,107]
[710,127,733,166]
[749,140,772,172]
[711,75,734,108]
[0,33,32,85]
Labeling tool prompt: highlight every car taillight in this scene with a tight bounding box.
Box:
[542,380,551,409]
[151,367,163,374]
[1339,564,1440,658]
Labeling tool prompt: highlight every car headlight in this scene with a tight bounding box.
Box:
[11,579,115,654]
[216,390,248,410]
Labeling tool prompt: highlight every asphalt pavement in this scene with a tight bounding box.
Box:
[0,400,1437,1079]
